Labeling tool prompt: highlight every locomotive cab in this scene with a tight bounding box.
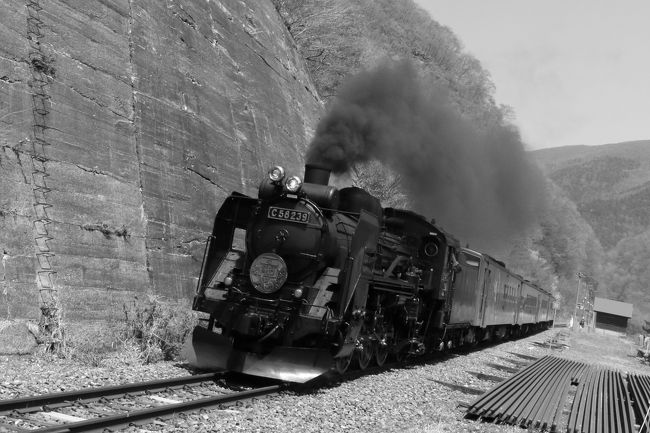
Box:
[381,207,456,296]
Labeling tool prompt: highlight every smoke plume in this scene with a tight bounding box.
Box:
[307,61,547,251]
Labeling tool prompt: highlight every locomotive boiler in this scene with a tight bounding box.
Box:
[189,164,553,382]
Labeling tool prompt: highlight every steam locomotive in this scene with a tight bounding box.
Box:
[189,164,553,382]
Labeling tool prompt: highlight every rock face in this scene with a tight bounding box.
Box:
[0,320,38,354]
[0,0,322,320]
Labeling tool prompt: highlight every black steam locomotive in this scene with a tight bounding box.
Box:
[189,164,553,382]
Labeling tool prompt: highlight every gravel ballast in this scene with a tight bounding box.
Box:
[1,328,648,432]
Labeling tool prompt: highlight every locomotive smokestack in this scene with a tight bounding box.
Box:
[304,164,331,186]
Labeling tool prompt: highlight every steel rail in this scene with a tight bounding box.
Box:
[465,356,642,432]
[517,357,571,426]
[503,357,564,425]
[0,373,222,415]
[585,367,598,432]
[595,368,605,433]
[565,364,583,432]
[588,368,601,433]
[485,356,561,421]
[488,356,566,423]
[468,356,561,420]
[538,358,587,430]
[29,384,284,433]
[522,357,573,424]
[525,357,584,428]
[567,364,596,433]
[628,374,646,421]
[637,376,650,424]
[566,365,636,433]
[581,367,596,432]
[600,369,608,433]
[553,360,589,430]
[626,373,639,421]
[617,370,634,433]
[639,374,650,422]
[629,373,650,433]
[612,371,621,432]
[467,356,544,418]
[603,369,611,433]
[600,368,611,433]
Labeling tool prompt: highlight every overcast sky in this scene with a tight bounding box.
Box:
[414,0,650,150]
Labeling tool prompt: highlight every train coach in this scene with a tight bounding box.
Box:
[448,248,553,346]
[188,163,554,382]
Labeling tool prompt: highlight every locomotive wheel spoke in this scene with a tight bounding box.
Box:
[334,355,352,374]
[374,341,389,367]
[393,344,408,362]
[355,340,373,370]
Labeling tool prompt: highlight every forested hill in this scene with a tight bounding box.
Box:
[531,141,650,325]
[533,141,650,249]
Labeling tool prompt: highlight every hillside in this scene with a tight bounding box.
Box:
[535,141,650,230]
[532,141,650,326]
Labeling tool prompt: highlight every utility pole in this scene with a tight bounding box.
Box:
[585,281,598,330]
[572,272,584,331]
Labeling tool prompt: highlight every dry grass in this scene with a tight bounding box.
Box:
[121,296,198,363]
[57,297,199,366]
[557,328,649,374]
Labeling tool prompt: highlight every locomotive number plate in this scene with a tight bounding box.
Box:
[268,206,310,224]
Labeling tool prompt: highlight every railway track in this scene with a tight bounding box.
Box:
[0,373,285,432]
[0,328,560,431]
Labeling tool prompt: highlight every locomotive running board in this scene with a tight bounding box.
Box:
[185,327,333,383]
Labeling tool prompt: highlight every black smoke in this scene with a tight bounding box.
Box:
[306,61,547,251]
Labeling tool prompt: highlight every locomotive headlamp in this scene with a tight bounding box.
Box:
[268,166,285,183]
[250,253,288,294]
[285,175,302,193]
[293,288,303,298]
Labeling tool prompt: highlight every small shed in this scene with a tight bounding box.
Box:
[592,297,633,335]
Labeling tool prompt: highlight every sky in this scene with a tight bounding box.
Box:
[414,0,650,150]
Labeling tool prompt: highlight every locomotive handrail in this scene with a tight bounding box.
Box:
[227,292,327,312]
[195,235,214,294]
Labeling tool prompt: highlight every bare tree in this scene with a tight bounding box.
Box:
[350,160,408,209]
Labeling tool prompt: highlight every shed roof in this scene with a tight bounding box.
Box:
[593,297,633,318]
